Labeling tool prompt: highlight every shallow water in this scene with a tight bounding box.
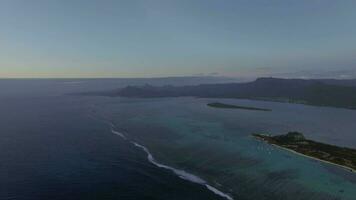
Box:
[96,97,356,200]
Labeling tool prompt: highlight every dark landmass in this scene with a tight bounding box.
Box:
[253,132,356,172]
[207,102,271,111]
[319,78,356,87]
[77,77,356,109]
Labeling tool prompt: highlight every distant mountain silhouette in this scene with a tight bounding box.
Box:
[317,78,356,87]
[82,77,356,109]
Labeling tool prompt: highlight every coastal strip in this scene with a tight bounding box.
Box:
[271,143,356,173]
[109,125,234,200]
[253,132,356,173]
[207,102,271,111]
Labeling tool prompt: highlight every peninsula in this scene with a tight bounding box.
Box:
[253,132,356,172]
[207,102,271,111]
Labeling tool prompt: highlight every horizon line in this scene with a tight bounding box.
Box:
[0,76,355,80]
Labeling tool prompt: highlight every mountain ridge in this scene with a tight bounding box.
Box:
[77,77,356,109]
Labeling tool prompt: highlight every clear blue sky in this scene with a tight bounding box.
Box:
[1,0,356,78]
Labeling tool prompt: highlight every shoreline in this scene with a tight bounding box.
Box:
[271,144,356,173]
[253,135,356,173]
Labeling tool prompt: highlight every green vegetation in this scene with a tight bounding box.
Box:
[207,102,271,111]
[253,132,356,172]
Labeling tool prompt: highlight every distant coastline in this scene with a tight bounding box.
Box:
[77,77,356,110]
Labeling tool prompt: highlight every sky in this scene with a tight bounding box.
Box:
[1,0,356,78]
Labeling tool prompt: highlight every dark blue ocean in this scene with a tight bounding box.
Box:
[0,79,231,200]
[1,78,356,200]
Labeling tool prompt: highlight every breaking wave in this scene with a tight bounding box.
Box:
[110,125,234,200]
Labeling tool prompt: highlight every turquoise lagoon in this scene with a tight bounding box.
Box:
[92,97,356,200]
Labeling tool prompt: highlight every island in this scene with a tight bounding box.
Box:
[252,132,356,172]
[207,102,271,111]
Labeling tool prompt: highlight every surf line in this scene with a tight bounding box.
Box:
[109,126,234,200]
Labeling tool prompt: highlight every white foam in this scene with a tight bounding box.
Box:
[111,129,127,140]
[109,122,234,200]
[206,184,234,200]
[108,121,127,140]
[132,142,234,200]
